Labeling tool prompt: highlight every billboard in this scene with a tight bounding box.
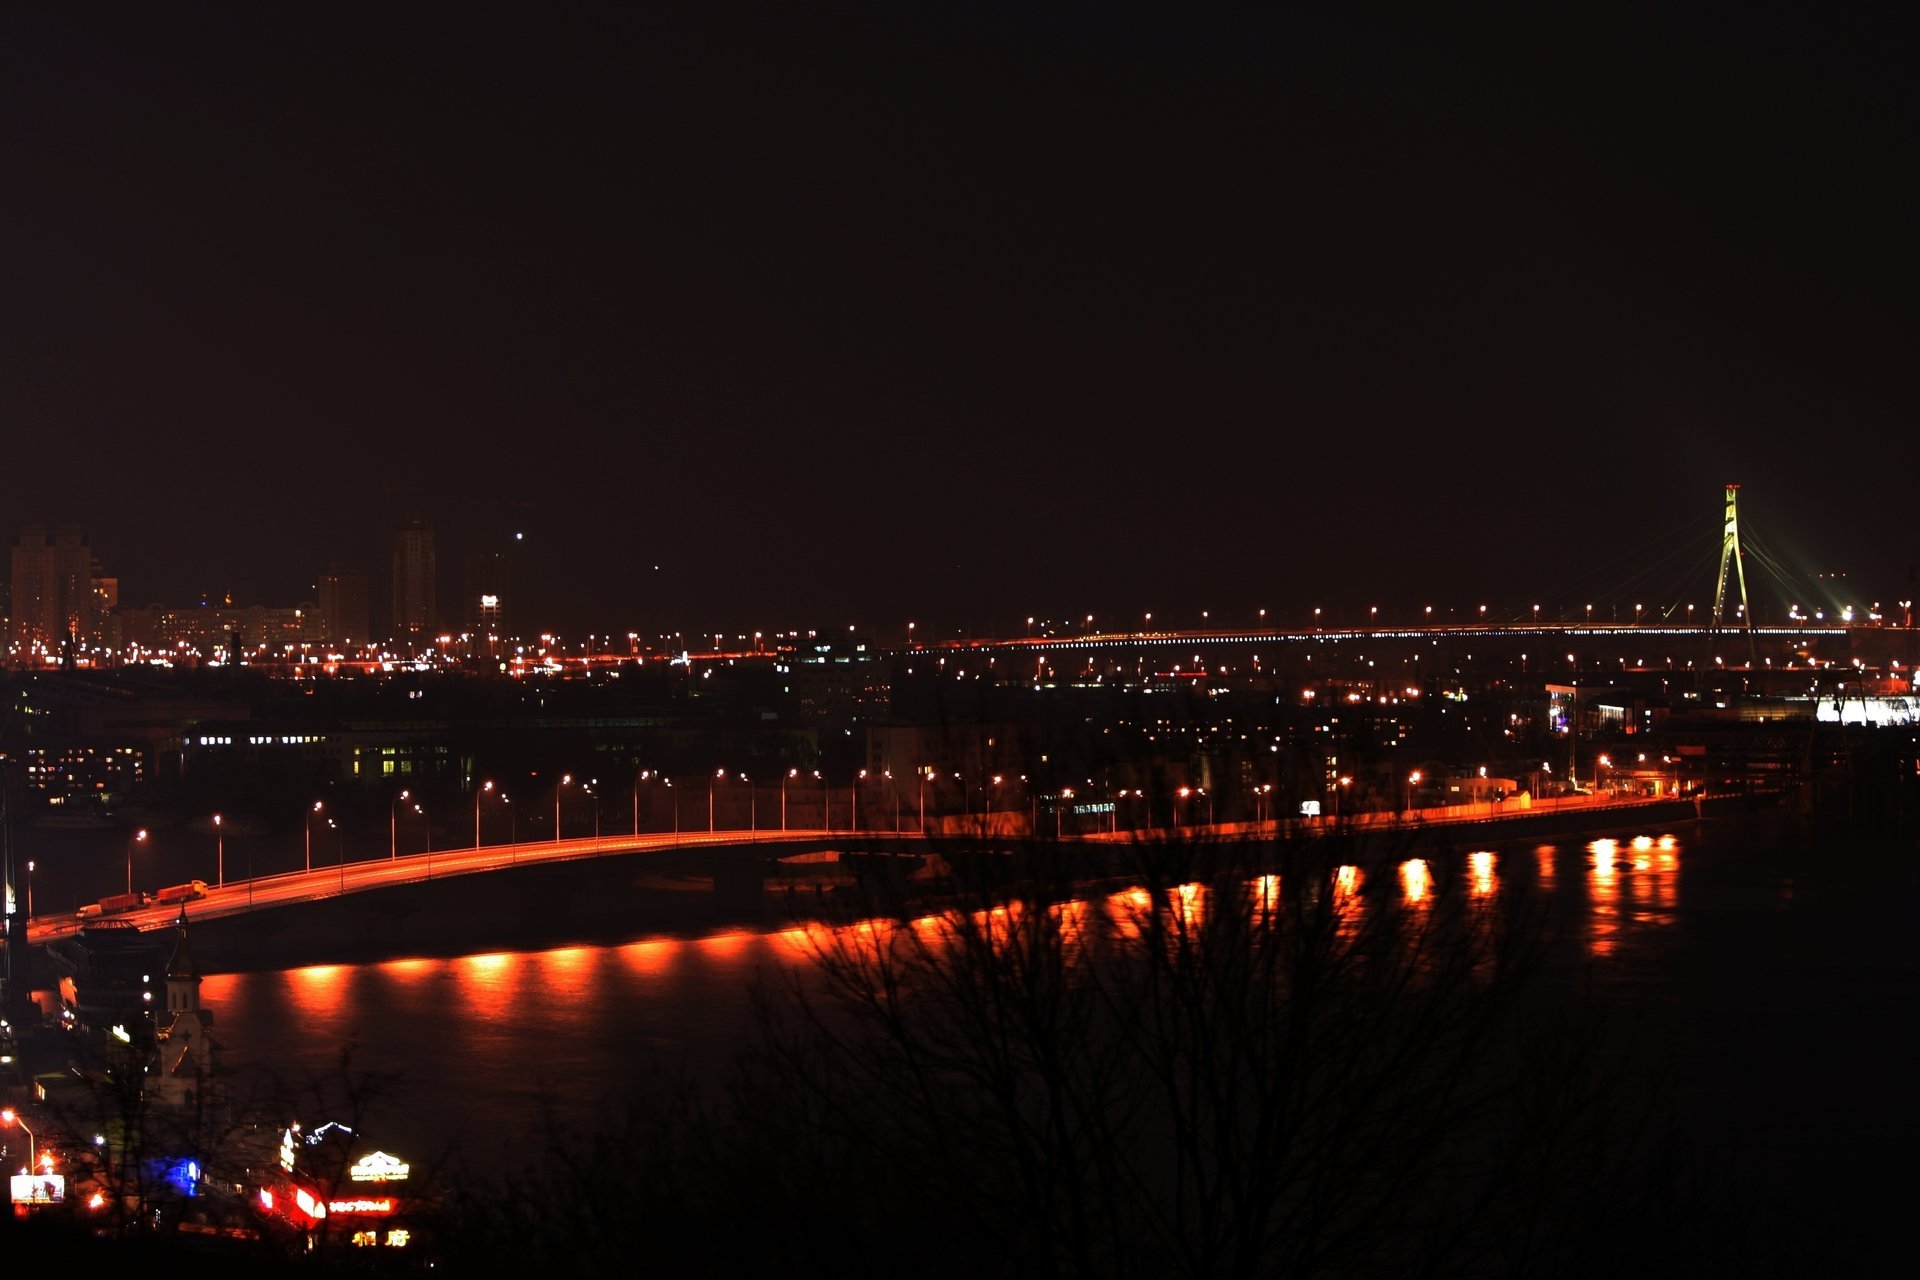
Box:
[11,1174,65,1205]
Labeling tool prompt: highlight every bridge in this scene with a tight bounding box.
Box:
[26,787,1713,951]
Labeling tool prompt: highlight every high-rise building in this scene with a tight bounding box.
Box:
[464,550,511,657]
[390,520,436,644]
[8,524,97,660]
[317,564,371,650]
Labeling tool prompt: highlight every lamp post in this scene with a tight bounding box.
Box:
[126,828,148,896]
[783,767,797,831]
[1406,771,1421,816]
[213,813,224,886]
[390,791,409,860]
[853,769,866,832]
[24,860,33,918]
[475,781,494,849]
[1,1107,35,1174]
[1175,786,1191,831]
[554,774,573,842]
[710,769,723,832]
[305,801,324,873]
[1057,787,1073,838]
[918,768,935,834]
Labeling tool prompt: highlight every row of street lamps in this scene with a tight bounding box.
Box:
[103,768,1513,913]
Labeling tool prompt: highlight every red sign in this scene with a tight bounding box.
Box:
[328,1197,395,1216]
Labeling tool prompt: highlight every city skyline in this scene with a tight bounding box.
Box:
[2,502,1908,665]
[5,7,1915,637]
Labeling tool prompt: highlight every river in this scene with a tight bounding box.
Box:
[20,810,1920,1267]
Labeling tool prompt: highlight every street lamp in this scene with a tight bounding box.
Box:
[126,828,148,897]
[24,860,33,918]
[554,774,573,842]
[213,813,224,886]
[783,767,797,831]
[474,781,494,849]
[305,801,324,872]
[918,768,936,834]
[710,769,724,832]
[853,769,867,832]
[390,791,410,860]
[1175,786,1192,830]
[1,1107,35,1174]
[1406,771,1421,815]
[1057,787,1074,838]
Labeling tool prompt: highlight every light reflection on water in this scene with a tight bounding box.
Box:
[200,828,1693,1178]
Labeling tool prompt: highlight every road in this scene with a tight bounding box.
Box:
[27,827,854,945]
[29,790,1706,946]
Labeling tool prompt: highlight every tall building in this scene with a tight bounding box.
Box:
[8,524,97,660]
[316,564,371,650]
[390,520,436,645]
[464,550,512,657]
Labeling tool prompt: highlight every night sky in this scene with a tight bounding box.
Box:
[5,5,1915,639]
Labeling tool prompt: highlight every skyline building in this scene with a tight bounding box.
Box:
[390,520,436,645]
[317,564,371,650]
[464,549,511,658]
[8,523,98,659]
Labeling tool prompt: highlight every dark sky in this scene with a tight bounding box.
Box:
[5,4,1916,639]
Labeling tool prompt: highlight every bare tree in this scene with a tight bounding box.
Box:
[437,822,1762,1278]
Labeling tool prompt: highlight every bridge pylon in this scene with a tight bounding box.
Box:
[1709,482,1756,663]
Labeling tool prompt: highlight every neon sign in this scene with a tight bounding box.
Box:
[349,1151,410,1182]
[329,1197,395,1215]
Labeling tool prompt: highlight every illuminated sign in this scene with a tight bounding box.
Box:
[12,1174,65,1204]
[329,1197,395,1215]
[349,1151,410,1182]
[295,1186,328,1219]
[279,1128,296,1173]
[1299,800,1322,817]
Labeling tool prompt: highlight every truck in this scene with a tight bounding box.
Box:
[153,880,210,905]
[76,891,149,921]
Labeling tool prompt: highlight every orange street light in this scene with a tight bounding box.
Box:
[474,781,494,849]
[126,828,149,897]
[305,800,325,872]
[554,774,574,843]
[1,1107,36,1173]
